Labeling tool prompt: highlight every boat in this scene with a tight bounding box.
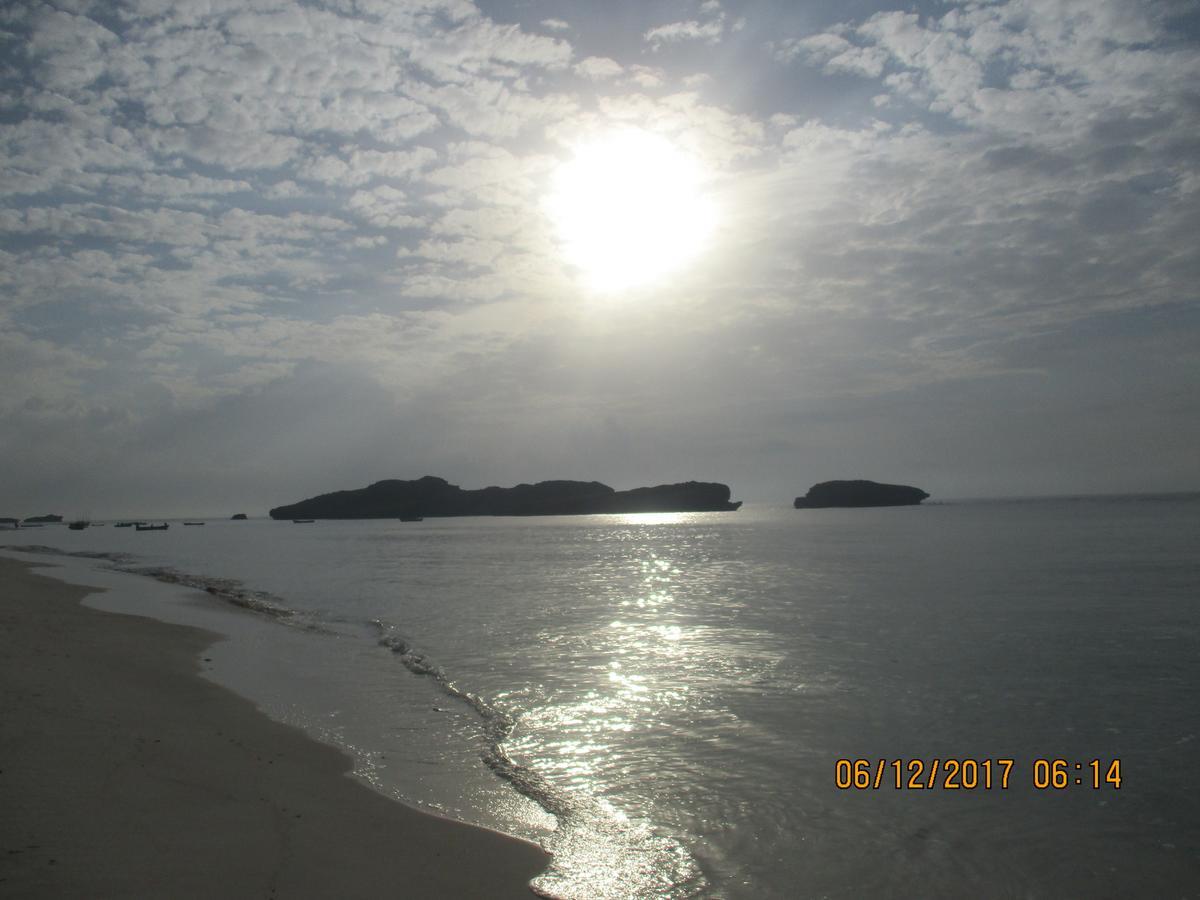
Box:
[292,519,315,524]
[114,522,136,528]
[68,520,89,530]
[135,523,169,531]
[183,522,205,526]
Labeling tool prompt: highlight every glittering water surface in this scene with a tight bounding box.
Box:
[7,496,1199,898]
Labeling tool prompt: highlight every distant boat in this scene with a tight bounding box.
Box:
[68,520,89,530]
[135,523,169,531]
[114,522,136,528]
[292,519,315,524]
[183,522,205,526]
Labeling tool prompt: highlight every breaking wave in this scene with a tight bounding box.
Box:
[373,620,708,899]
[6,544,300,623]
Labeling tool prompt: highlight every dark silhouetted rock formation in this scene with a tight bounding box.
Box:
[270,476,742,520]
[231,513,248,520]
[794,480,929,509]
[23,514,63,523]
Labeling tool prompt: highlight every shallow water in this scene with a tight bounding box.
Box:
[6,495,1199,898]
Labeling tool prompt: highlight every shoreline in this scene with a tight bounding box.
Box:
[0,555,549,898]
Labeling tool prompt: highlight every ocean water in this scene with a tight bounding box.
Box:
[5,495,1199,898]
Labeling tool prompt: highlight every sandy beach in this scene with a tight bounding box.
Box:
[0,556,548,898]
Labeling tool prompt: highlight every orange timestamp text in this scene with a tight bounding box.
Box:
[835,758,1122,790]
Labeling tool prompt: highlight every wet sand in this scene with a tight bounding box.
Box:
[0,556,548,898]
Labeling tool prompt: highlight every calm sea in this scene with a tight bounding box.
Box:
[6,495,1199,898]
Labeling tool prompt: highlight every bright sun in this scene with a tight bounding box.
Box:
[546,129,715,292]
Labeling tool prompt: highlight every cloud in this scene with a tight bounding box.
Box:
[644,18,725,50]
[575,56,624,81]
[0,328,107,418]
[773,33,890,78]
[791,1,1200,147]
[626,65,667,89]
[346,186,425,229]
[586,92,766,165]
[294,147,438,188]
[403,78,578,139]
[410,237,503,268]
[644,3,736,50]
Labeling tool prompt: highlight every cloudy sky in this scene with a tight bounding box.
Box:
[2,0,1198,517]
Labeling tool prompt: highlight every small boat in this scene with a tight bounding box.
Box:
[135,523,169,531]
[183,522,205,526]
[292,519,315,524]
[114,522,136,528]
[68,520,89,530]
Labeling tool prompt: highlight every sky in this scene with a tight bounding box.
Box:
[2,0,1198,517]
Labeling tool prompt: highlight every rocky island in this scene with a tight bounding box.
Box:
[794,480,930,509]
[270,475,742,520]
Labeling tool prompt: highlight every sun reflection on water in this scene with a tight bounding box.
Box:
[505,543,717,898]
[604,512,703,527]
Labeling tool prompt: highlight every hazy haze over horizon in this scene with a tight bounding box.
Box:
[2,0,1198,518]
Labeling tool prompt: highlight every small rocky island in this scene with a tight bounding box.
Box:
[794,480,930,509]
[270,475,742,519]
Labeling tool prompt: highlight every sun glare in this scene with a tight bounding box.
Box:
[546,129,715,292]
